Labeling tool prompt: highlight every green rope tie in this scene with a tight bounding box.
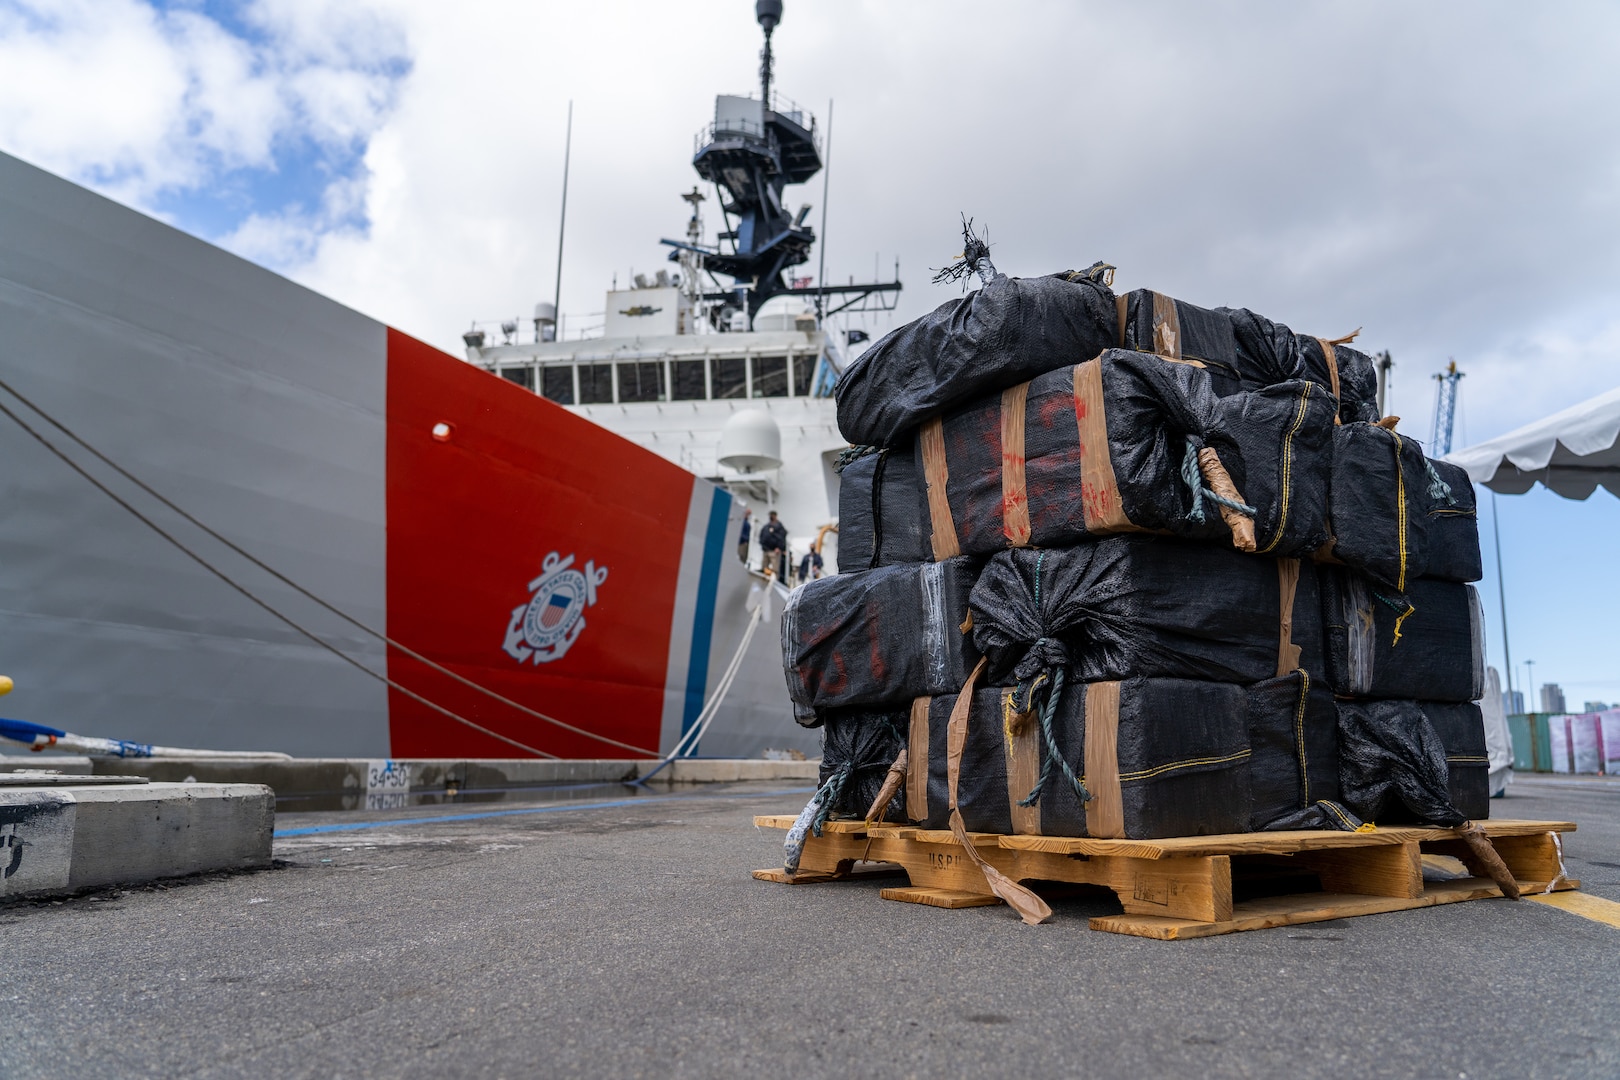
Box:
[1424,459,1456,506]
[1181,435,1257,525]
[1017,667,1095,809]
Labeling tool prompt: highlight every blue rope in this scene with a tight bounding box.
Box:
[1181,436,1257,525]
[1016,666,1092,808]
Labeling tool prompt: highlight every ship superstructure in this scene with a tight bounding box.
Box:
[463,0,901,580]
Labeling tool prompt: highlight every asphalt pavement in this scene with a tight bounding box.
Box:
[2,776,1618,1079]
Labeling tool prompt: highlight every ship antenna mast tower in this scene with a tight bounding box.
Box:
[661,0,899,331]
[1431,359,1464,455]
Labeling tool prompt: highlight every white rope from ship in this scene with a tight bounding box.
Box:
[636,599,767,783]
[0,379,660,759]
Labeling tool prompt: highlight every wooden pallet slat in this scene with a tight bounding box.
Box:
[751,816,1581,939]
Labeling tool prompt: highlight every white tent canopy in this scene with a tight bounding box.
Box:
[1446,385,1620,499]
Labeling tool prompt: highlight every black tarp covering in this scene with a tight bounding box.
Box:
[1424,458,1483,583]
[1327,421,1431,592]
[1336,699,1487,826]
[1321,571,1484,702]
[915,677,1251,839]
[1246,672,1360,831]
[1295,338,1381,425]
[781,557,981,723]
[1120,290,1381,423]
[817,708,907,821]
[835,438,931,569]
[921,350,1332,558]
[1422,700,1491,821]
[835,270,1119,447]
[1208,379,1337,557]
[968,538,1324,688]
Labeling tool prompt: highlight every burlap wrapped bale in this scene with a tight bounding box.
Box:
[968,538,1324,690]
[1246,672,1361,831]
[817,707,908,821]
[834,438,931,569]
[1321,571,1484,703]
[835,270,1118,447]
[1120,289,1380,424]
[1423,458,1483,583]
[1421,700,1491,821]
[915,350,1333,561]
[907,676,1251,839]
[781,556,981,724]
[1336,698,1489,826]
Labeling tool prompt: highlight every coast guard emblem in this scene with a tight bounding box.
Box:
[502,552,609,664]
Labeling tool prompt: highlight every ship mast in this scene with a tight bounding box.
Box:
[663,0,899,332]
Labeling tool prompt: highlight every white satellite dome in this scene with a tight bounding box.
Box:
[717,410,782,473]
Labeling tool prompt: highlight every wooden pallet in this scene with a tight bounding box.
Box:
[752,816,1579,939]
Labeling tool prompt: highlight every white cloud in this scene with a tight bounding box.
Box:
[0,0,405,209]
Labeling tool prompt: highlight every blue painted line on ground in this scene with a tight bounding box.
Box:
[273,785,815,838]
[681,487,733,744]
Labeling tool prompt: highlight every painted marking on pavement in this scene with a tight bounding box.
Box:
[1528,890,1620,930]
[274,786,815,837]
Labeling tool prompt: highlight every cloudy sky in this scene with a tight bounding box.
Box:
[2,0,1617,709]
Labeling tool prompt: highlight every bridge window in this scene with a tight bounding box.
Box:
[617,361,665,403]
[579,363,614,404]
[672,359,707,400]
[751,356,788,397]
[792,354,817,397]
[541,366,574,404]
[500,366,534,390]
[711,356,747,399]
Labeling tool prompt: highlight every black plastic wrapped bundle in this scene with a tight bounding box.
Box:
[1422,700,1491,820]
[908,677,1251,839]
[834,438,931,569]
[915,350,1333,561]
[781,557,981,724]
[1118,289,1247,395]
[1294,337,1381,424]
[968,538,1325,690]
[1246,672,1361,831]
[835,270,1119,448]
[1326,422,1432,592]
[816,708,908,821]
[1121,290,1381,424]
[1321,571,1484,702]
[1423,458,1483,583]
[1336,699,1489,826]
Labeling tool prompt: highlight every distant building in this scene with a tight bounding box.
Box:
[1586,701,1612,713]
[1541,683,1567,714]
[1504,689,1526,715]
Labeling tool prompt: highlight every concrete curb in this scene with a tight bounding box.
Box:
[0,780,274,898]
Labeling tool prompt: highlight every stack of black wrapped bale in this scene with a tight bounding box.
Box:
[784,252,1489,845]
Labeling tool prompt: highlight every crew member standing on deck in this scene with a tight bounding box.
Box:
[758,510,787,580]
[737,508,752,563]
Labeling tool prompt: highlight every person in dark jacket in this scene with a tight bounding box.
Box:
[737,508,752,563]
[758,511,787,580]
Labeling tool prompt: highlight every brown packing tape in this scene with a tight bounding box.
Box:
[1072,360,1138,533]
[919,418,962,560]
[864,749,908,825]
[906,696,931,823]
[1082,681,1124,839]
[1002,691,1041,836]
[1276,558,1303,677]
[1196,446,1258,552]
[946,659,1051,924]
[1114,293,1128,348]
[1315,337,1343,426]
[1000,382,1033,547]
[1151,291,1182,359]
